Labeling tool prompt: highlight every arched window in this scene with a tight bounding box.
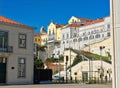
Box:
[95,34,101,38]
[84,37,88,41]
[78,38,82,42]
[63,41,65,44]
[89,35,94,40]
[73,38,77,42]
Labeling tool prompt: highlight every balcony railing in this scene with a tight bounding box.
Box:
[48,35,56,41]
[0,46,13,53]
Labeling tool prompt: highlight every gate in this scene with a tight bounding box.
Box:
[82,72,88,82]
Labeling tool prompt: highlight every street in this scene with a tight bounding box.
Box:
[0,83,112,88]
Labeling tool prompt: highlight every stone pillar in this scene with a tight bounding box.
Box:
[110,0,120,88]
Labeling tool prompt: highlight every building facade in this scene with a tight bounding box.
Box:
[63,49,112,82]
[34,26,47,46]
[47,22,64,58]
[0,16,35,84]
[61,16,111,56]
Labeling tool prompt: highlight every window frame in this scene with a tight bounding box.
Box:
[18,58,26,78]
[18,33,27,48]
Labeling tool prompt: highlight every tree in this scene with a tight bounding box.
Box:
[71,55,83,67]
[34,56,44,69]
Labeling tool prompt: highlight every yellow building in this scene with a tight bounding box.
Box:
[34,27,47,46]
[47,22,64,58]
[34,33,47,46]
[47,22,64,41]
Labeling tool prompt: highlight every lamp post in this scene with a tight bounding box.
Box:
[57,50,60,82]
[66,56,68,83]
[99,46,105,83]
[69,39,72,82]
[84,44,91,82]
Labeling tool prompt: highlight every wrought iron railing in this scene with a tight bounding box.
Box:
[0,46,13,53]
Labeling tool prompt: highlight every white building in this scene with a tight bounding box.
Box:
[0,16,35,84]
[63,48,112,82]
[61,16,111,56]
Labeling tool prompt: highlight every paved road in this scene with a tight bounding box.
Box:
[0,84,112,88]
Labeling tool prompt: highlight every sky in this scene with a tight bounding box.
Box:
[0,0,110,33]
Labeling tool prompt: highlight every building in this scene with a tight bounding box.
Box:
[63,48,112,82]
[47,22,64,58]
[0,16,35,84]
[34,27,48,61]
[68,16,92,24]
[34,26,47,46]
[61,16,111,56]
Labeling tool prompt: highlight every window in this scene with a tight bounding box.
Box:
[19,34,26,48]
[72,19,74,23]
[107,32,111,37]
[84,37,88,41]
[49,30,51,35]
[73,39,77,42]
[67,33,69,38]
[107,24,110,29]
[63,34,65,39]
[89,35,94,40]
[53,29,54,34]
[35,38,37,42]
[91,31,94,34]
[38,39,40,42]
[78,38,82,42]
[95,34,101,38]
[0,31,8,48]
[18,58,26,77]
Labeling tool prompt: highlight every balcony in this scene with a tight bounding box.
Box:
[0,46,13,57]
[47,35,56,43]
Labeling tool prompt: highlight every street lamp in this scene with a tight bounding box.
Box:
[99,46,105,83]
[57,50,60,82]
[69,40,72,82]
[66,56,68,83]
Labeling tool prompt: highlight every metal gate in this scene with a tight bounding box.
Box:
[82,72,88,82]
[0,58,6,83]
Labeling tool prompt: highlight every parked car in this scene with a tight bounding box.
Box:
[52,75,64,82]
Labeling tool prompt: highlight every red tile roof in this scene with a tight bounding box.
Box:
[66,23,81,28]
[45,62,58,67]
[65,18,104,28]
[78,18,92,22]
[0,16,35,29]
[56,24,64,28]
[34,33,47,37]
[84,18,104,26]
[0,16,23,25]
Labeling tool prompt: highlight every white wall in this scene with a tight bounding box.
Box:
[0,24,34,84]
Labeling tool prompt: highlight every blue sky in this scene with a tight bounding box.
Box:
[0,0,110,33]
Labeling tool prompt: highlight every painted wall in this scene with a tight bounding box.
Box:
[0,23,34,84]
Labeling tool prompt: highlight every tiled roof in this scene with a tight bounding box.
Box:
[0,16,23,25]
[45,62,58,67]
[56,24,64,28]
[0,16,35,29]
[66,23,81,28]
[78,18,92,22]
[65,18,104,29]
[84,18,104,26]
[34,33,47,37]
